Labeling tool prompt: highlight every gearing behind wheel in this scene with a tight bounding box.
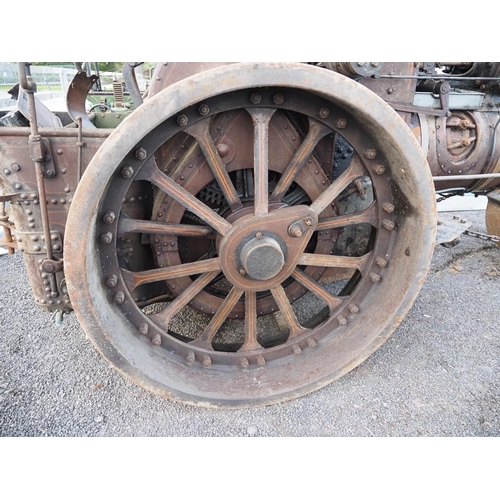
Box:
[64,62,436,408]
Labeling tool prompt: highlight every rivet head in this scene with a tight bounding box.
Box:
[336,118,347,128]
[102,211,116,224]
[3,168,11,175]
[53,244,61,252]
[202,355,212,368]
[12,163,20,171]
[273,94,284,105]
[177,114,188,126]
[114,291,125,304]
[198,104,210,116]
[337,315,347,326]
[348,304,359,314]
[106,275,118,288]
[139,323,149,335]
[318,107,330,118]
[255,232,263,239]
[135,148,147,160]
[374,164,386,175]
[292,345,302,355]
[185,351,195,363]
[257,355,266,367]
[382,219,395,231]
[369,272,381,283]
[121,166,134,178]
[14,183,22,190]
[364,148,377,159]
[101,232,113,244]
[376,257,388,268]
[250,93,261,104]
[240,357,249,369]
[56,149,63,155]
[151,334,161,346]
[382,202,394,213]
[307,338,317,348]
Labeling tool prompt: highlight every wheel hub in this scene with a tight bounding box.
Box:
[239,234,284,280]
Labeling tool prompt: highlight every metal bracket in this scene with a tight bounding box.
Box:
[436,214,471,245]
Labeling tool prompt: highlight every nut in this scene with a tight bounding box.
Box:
[336,118,347,129]
[102,211,116,224]
[273,94,284,105]
[135,148,147,160]
[318,107,330,119]
[198,104,210,116]
[101,232,113,244]
[177,114,188,126]
[106,275,118,288]
[364,148,377,160]
[121,166,134,178]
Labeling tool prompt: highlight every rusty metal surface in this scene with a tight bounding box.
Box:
[486,189,500,244]
[62,62,436,407]
[66,71,99,128]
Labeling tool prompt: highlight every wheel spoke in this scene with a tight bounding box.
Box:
[297,252,372,270]
[185,120,243,211]
[239,291,260,351]
[122,258,220,290]
[316,201,378,231]
[291,268,344,313]
[271,285,308,339]
[247,108,276,216]
[270,118,331,202]
[118,214,213,238]
[191,287,244,349]
[151,270,220,328]
[310,154,365,216]
[137,159,232,236]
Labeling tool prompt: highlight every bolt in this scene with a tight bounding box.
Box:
[369,272,381,283]
[53,244,61,252]
[338,315,347,326]
[103,212,116,224]
[14,183,22,190]
[289,224,303,237]
[11,163,20,171]
[240,357,249,369]
[151,334,161,346]
[139,323,148,335]
[255,232,263,239]
[304,217,312,226]
[198,104,210,115]
[250,93,261,104]
[3,168,11,175]
[382,219,395,231]
[135,148,147,160]
[257,355,266,367]
[307,338,317,348]
[106,275,118,288]
[318,107,330,119]
[292,345,302,355]
[114,291,125,304]
[240,268,246,275]
[364,148,377,159]
[202,355,212,368]
[387,87,394,94]
[45,155,51,162]
[357,62,366,66]
[376,257,388,268]
[177,114,188,126]
[382,202,394,213]
[374,164,386,175]
[348,304,359,314]
[370,62,379,67]
[121,166,134,178]
[336,118,347,129]
[184,351,195,363]
[273,94,284,105]
[46,170,54,177]
[101,232,113,244]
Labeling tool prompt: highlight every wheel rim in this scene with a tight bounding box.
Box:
[65,63,436,407]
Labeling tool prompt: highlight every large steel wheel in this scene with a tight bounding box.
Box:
[65,63,436,408]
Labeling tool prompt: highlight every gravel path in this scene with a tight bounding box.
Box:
[1,210,499,436]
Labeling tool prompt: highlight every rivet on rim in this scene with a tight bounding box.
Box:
[198,104,210,116]
[202,355,212,368]
[114,291,125,304]
[250,93,261,104]
[177,115,188,126]
[348,304,359,314]
[257,355,265,367]
[151,334,161,346]
[374,164,386,175]
[376,257,388,268]
[273,94,284,105]
[336,118,347,128]
[364,148,377,159]
[121,166,134,178]
[382,219,395,230]
[106,275,118,288]
[369,272,381,283]
[307,338,317,348]
[139,323,148,335]
[337,315,347,326]
[292,345,302,355]
[240,357,249,369]
[318,107,330,118]
[185,351,195,363]
[382,202,394,213]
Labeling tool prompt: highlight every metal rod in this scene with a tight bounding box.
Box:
[76,116,83,181]
[376,75,500,81]
[433,173,500,181]
[0,128,111,138]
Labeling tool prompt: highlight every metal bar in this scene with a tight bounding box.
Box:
[0,128,111,138]
[433,173,500,181]
[376,75,500,81]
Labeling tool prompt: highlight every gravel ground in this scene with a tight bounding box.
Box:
[0,210,499,437]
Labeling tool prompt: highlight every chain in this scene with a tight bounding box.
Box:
[464,229,500,244]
